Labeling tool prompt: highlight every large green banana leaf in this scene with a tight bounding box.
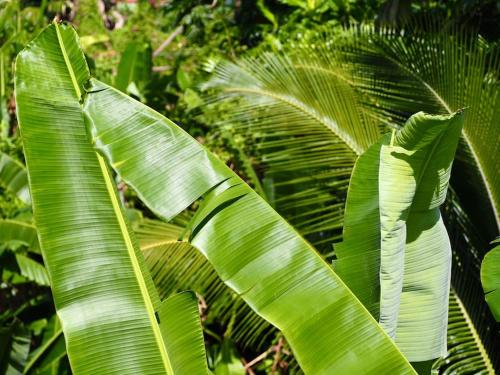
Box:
[481,239,500,321]
[0,220,213,374]
[15,23,208,375]
[83,79,415,372]
[0,152,30,205]
[333,139,383,318]
[336,111,464,362]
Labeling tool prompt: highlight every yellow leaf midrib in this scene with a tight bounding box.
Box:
[53,21,173,375]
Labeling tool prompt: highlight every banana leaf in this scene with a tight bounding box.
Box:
[83,77,415,373]
[336,111,464,362]
[157,292,210,375]
[15,22,208,375]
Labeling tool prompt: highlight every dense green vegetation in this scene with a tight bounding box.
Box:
[1,1,499,374]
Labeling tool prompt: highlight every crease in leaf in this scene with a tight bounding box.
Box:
[336,110,464,362]
[84,77,416,374]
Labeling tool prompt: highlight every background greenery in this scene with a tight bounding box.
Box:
[0,0,499,374]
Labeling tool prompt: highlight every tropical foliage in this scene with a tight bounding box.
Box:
[482,239,500,322]
[1,1,499,374]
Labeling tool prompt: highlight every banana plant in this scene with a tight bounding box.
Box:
[16,22,416,374]
[15,22,208,375]
[335,111,464,365]
[83,56,415,375]
[204,25,499,371]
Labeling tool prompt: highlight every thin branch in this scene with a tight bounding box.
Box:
[153,25,184,58]
[241,358,256,375]
[244,350,270,369]
[152,65,171,72]
[271,337,284,374]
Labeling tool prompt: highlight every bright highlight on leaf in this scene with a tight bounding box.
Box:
[83,69,415,373]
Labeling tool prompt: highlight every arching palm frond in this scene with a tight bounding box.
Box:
[433,290,494,374]
[331,24,500,237]
[443,188,500,370]
[203,53,382,251]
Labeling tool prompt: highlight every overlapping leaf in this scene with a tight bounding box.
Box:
[84,78,415,374]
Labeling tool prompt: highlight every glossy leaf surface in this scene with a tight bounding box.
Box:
[158,292,210,375]
[15,23,208,375]
[84,79,415,374]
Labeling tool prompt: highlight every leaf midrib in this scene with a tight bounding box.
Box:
[223,86,364,155]
[53,22,173,375]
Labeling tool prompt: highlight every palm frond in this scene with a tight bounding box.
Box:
[331,23,500,236]
[443,188,500,370]
[433,290,494,374]
[203,53,382,251]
